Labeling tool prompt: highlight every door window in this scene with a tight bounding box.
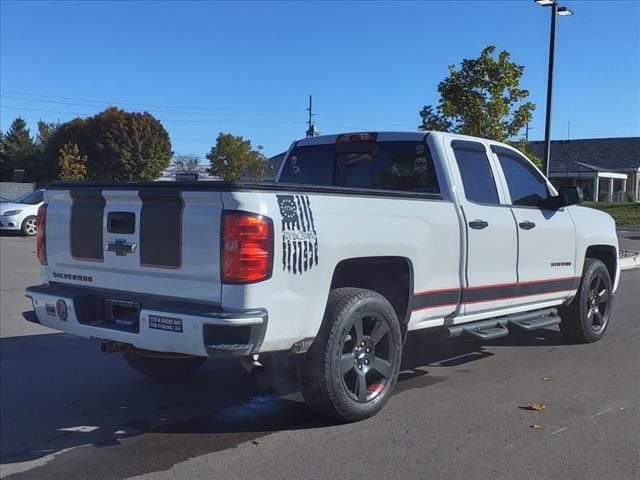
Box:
[496,152,550,207]
[452,144,500,205]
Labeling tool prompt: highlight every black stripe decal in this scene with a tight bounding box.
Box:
[70,189,105,261]
[515,277,580,297]
[412,289,460,310]
[463,285,517,304]
[139,189,183,268]
[413,277,580,310]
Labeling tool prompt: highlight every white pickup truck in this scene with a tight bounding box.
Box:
[25,131,619,422]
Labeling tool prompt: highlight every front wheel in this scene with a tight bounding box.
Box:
[559,258,613,343]
[300,288,403,422]
[123,352,206,380]
[21,216,37,236]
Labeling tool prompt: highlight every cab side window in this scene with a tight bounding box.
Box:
[496,152,550,207]
[452,143,500,205]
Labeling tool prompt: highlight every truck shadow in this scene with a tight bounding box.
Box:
[0,327,566,469]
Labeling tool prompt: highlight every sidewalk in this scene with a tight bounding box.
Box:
[617,227,640,270]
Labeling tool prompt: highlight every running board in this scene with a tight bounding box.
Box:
[446,308,559,341]
[509,310,561,331]
[464,325,509,341]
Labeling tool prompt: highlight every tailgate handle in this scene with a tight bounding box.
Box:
[107,212,135,234]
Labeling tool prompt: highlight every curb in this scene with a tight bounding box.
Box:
[620,250,640,271]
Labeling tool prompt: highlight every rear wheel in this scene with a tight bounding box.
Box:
[559,258,613,343]
[21,216,37,236]
[300,288,402,422]
[123,352,206,380]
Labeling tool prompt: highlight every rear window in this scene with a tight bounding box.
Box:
[279,141,440,195]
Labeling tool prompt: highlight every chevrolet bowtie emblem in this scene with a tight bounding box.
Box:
[106,239,137,256]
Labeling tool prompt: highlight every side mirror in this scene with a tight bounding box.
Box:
[556,186,584,207]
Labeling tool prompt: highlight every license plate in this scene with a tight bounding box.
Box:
[106,299,140,328]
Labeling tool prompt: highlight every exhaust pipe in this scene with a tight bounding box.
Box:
[240,354,264,374]
[240,355,272,392]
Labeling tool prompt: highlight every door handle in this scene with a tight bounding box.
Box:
[469,219,489,230]
[519,221,536,230]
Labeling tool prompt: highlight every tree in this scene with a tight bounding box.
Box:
[0,130,7,178]
[511,138,543,167]
[0,117,37,180]
[207,133,267,181]
[38,117,88,181]
[83,107,173,181]
[36,121,60,149]
[2,117,35,157]
[418,45,535,142]
[29,121,62,181]
[58,143,87,180]
[173,153,200,174]
[417,105,453,132]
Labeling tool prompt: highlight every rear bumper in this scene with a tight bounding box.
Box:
[25,284,267,358]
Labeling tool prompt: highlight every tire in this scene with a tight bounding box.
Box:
[123,352,206,380]
[300,287,403,422]
[21,216,37,236]
[559,259,613,344]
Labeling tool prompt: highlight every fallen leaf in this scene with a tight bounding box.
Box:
[530,424,544,430]
[527,403,548,411]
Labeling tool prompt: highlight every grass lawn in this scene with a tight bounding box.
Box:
[583,202,640,228]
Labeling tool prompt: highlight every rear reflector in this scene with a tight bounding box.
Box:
[222,211,273,284]
[336,132,378,143]
[36,204,47,265]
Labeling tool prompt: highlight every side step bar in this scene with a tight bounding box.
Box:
[446,308,560,341]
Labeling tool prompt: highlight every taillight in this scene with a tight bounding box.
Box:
[36,204,47,265]
[222,211,273,284]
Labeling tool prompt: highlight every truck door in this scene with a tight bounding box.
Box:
[449,140,518,316]
[490,145,578,305]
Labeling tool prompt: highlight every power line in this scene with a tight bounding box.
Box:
[0,105,303,126]
[0,89,304,113]
[1,89,418,131]
[1,89,416,127]
[0,94,299,118]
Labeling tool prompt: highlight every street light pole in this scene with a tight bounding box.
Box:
[535,0,573,178]
[542,2,557,179]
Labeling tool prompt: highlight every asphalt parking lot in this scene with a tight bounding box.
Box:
[1,235,638,480]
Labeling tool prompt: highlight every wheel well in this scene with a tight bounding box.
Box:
[585,245,617,281]
[330,257,413,325]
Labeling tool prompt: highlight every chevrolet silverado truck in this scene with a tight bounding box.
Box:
[24,131,620,422]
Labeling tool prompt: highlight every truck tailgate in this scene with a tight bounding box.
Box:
[44,187,223,303]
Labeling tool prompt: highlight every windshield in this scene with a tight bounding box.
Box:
[14,190,45,205]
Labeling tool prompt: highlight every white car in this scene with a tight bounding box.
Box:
[25,131,619,422]
[0,189,45,236]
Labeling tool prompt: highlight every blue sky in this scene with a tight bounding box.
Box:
[1,0,639,158]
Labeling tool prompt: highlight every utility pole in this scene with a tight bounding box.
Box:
[306,95,315,137]
[525,122,533,141]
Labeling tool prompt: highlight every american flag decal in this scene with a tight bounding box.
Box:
[277,194,319,274]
